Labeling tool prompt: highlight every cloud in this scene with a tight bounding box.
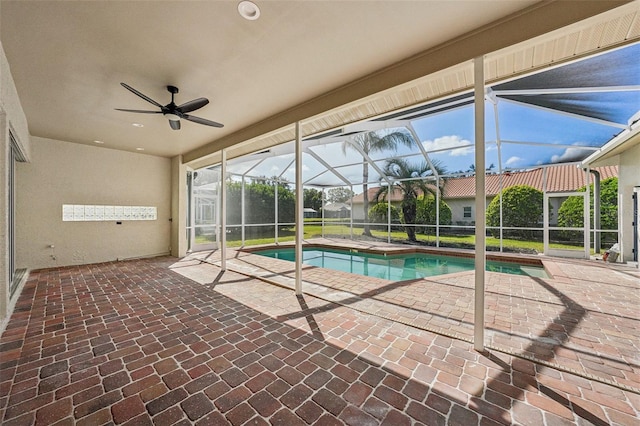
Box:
[422,135,473,157]
[550,146,593,163]
[505,156,522,166]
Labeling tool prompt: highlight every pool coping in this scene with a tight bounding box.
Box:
[238,239,552,278]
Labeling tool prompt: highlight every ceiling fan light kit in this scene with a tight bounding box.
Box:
[116,83,224,130]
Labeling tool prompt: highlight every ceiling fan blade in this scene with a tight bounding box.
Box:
[183,114,224,128]
[120,82,164,108]
[169,119,181,130]
[115,108,162,114]
[177,97,209,114]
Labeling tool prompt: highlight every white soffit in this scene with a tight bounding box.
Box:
[192,2,640,169]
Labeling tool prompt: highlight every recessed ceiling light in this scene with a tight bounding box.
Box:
[136,147,145,151]
[132,123,144,128]
[238,1,260,20]
[93,140,104,144]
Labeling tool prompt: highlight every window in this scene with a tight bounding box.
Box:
[9,132,27,298]
[463,206,472,218]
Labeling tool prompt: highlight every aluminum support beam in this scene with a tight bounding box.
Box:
[295,122,303,295]
[241,176,246,245]
[220,149,227,271]
[275,183,279,244]
[473,57,486,352]
[589,169,601,253]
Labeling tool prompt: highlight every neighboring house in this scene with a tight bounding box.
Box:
[350,187,407,221]
[303,208,318,218]
[323,202,351,218]
[443,165,618,225]
[350,164,618,225]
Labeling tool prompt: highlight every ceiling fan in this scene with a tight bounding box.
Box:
[116,82,224,130]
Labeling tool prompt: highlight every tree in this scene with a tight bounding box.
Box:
[303,188,323,212]
[375,158,446,242]
[368,202,400,228]
[557,177,618,242]
[327,187,354,204]
[453,163,496,176]
[226,179,295,228]
[416,195,452,234]
[486,185,544,239]
[342,130,414,236]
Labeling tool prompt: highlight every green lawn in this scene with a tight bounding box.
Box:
[197,223,585,253]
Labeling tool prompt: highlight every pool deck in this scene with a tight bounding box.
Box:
[1,238,639,425]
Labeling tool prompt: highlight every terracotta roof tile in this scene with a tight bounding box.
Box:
[350,187,406,203]
[442,164,618,198]
[349,165,618,201]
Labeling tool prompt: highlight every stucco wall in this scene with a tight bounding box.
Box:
[619,143,640,262]
[350,201,401,221]
[1,40,31,333]
[447,198,476,225]
[16,137,172,269]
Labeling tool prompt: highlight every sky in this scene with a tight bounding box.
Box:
[222,102,625,190]
[218,42,639,191]
[220,97,631,190]
[409,100,623,174]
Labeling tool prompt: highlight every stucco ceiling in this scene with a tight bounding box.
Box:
[0,1,632,160]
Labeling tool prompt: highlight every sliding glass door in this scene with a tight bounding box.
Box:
[187,167,220,252]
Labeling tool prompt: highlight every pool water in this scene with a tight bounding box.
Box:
[253,247,548,281]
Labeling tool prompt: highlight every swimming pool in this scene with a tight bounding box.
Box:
[252,247,548,281]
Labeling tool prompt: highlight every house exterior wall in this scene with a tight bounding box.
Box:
[448,198,480,225]
[619,143,640,262]
[1,40,31,334]
[448,195,563,226]
[351,201,402,221]
[353,195,563,226]
[16,137,171,270]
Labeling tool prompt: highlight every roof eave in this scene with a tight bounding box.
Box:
[581,119,640,166]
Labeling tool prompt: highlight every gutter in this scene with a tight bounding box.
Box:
[581,113,640,166]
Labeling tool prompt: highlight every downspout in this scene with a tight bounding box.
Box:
[587,169,601,253]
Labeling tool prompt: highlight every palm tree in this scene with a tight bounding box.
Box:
[375,158,446,242]
[342,130,414,236]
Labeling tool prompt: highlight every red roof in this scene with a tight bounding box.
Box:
[350,187,406,204]
[442,165,618,199]
[350,164,618,202]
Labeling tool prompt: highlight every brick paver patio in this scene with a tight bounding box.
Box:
[219,239,640,395]
[1,241,639,425]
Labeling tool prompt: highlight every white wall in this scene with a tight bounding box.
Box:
[350,201,402,221]
[16,137,172,269]
[450,196,562,226]
[619,143,640,262]
[1,40,31,333]
[447,199,475,225]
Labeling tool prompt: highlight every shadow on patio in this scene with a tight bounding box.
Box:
[201,240,640,395]
[0,254,638,425]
